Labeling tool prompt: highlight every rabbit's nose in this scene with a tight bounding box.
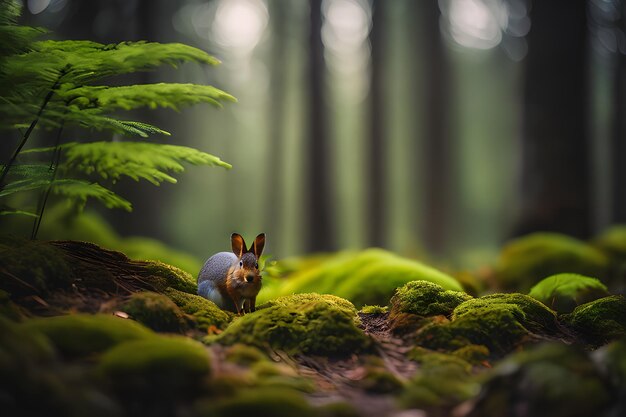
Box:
[246,274,255,283]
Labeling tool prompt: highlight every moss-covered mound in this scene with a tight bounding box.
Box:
[194,388,318,417]
[213,294,371,356]
[592,224,626,260]
[164,288,233,331]
[259,249,462,308]
[494,233,609,292]
[0,235,74,295]
[21,314,154,358]
[415,293,558,356]
[401,349,480,408]
[121,292,188,333]
[564,296,626,346]
[390,280,473,317]
[529,273,610,313]
[465,343,611,417]
[99,336,211,401]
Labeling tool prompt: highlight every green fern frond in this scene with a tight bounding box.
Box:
[59,83,237,111]
[1,163,54,181]
[0,177,51,197]
[61,141,231,185]
[1,40,221,91]
[0,209,39,218]
[51,179,132,211]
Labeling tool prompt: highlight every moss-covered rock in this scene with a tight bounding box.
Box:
[564,295,626,346]
[121,292,188,333]
[194,387,318,417]
[351,358,404,394]
[260,293,358,317]
[529,273,610,313]
[400,349,480,408]
[494,232,609,292]
[465,343,611,417]
[390,280,473,317]
[213,294,372,356]
[223,343,268,366]
[259,249,462,308]
[0,235,73,295]
[164,288,232,331]
[414,293,558,356]
[143,260,197,294]
[359,305,388,314]
[99,336,211,404]
[21,314,154,358]
[592,224,626,260]
[0,317,123,417]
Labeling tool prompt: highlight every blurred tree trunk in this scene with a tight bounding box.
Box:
[515,0,591,238]
[612,0,626,223]
[305,0,334,252]
[266,1,288,246]
[416,1,451,257]
[368,0,385,247]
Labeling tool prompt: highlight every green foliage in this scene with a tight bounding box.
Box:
[194,388,318,417]
[259,249,462,308]
[494,232,609,292]
[21,314,155,358]
[0,3,234,231]
[529,273,609,313]
[213,293,372,356]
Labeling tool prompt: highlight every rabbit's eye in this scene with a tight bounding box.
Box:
[255,262,259,269]
[239,261,243,267]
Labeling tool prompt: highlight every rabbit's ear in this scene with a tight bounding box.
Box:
[251,233,266,258]
[231,233,247,258]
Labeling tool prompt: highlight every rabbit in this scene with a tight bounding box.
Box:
[197,233,265,315]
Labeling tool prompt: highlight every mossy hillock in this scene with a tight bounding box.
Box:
[465,343,611,417]
[564,295,626,346]
[414,293,559,356]
[21,314,155,358]
[99,336,211,406]
[494,232,609,292]
[212,293,372,356]
[529,273,609,313]
[259,249,462,308]
[164,287,233,331]
[120,292,188,333]
[401,349,480,408]
[390,280,473,317]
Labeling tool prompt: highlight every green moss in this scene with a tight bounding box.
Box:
[494,233,609,292]
[529,273,609,313]
[260,293,358,317]
[415,293,558,356]
[99,336,211,401]
[143,260,197,294]
[194,388,317,417]
[390,280,473,317]
[260,249,462,308]
[165,287,233,331]
[21,314,154,358]
[223,344,268,366]
[250,361,316,392]
[359,305,388,314]
[214,293,372,356]
[353,364,404,393]
[466,343,610,417]
[453,293,559,334]
[401,350,480,408]
[564,296,626,346]
[0,235,74,295]
[317,402,361,417]
[592,224,626,260]
[121,292,187,333]
[0,289,24,320]
[452,344,490,365]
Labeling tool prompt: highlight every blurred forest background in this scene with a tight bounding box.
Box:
[6,0,626,270]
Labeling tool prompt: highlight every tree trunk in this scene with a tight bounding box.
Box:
[417,1,451,257]
[368,0,386,248]
[305,0,334,252]
[515,0,590,238]
[612,0,626,223]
